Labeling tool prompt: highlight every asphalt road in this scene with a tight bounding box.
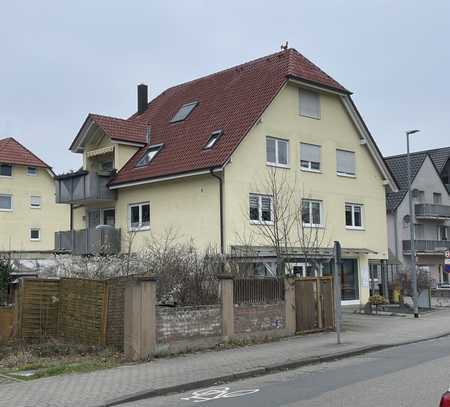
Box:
[122,336,450,407]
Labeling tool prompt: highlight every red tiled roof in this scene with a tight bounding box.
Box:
[0,137,50,168]
[85,49,349,186]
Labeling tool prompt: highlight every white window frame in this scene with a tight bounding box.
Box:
[30,228,41,241]
[0,164,12,177]
[128,202,150,231]
[27,166,38,176]
[345,203,364,230]
[266,137,289,168]
[30,195,41,209]
[300,143,321,173]
[302,199,323,228]
[0,194,12,212]
[299,89,321,119]
[249,193,274,225]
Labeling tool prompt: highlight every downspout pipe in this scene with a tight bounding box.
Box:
[209,167,224,255]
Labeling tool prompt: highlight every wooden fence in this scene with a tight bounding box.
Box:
[233,278,285,304]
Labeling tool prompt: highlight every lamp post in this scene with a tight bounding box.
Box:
[406,129,420,318]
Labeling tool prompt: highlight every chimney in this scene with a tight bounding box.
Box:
[137,83,148,114]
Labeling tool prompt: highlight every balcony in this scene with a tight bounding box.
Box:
[415,203,450,220]
[402,240,450,254]
[55,228,121,255]
[55,170,116,204]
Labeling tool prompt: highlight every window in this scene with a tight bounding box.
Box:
[136,145,163,167]
[433,193,442,204]
[103,209,115,226]
[30,196,41,209]
[345,203,364,229]
[0,194,12,211]
[170,101,198,123]
[299,89,320,119]
[30,228,40,241]
[300,143,321,171]
[336,149,355,176]
[302,199,322,227]
[204,130,223,149]
[266,137,288,167]
[100,161,114,171]
[249,194,273,224]
[27,166,37,176]
[0,164,12,177]
[128,202,150,231]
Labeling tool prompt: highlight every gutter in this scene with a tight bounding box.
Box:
[209,167,224,255]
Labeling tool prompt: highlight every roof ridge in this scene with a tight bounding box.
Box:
[386,145,450,159]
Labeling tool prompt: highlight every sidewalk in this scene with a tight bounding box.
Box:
[3,308,450,407]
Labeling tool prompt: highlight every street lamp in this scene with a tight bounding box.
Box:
[406,129,420,318]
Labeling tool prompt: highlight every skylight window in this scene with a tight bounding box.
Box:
[170,101,198,123]
[136,144,163,167]
[204,130,223,149]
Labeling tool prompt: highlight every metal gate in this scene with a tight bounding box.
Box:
[295,276,334,333]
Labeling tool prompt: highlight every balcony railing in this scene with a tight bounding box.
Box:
[415,203,450,219]
[402,239,450,253]
[55,228,121,255]
[55,170,116,204]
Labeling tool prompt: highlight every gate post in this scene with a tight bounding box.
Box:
[218,274,234,340]
[284,277,296,335]
[124,274,157,361]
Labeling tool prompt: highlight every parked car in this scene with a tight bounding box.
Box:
[440,389,450,406]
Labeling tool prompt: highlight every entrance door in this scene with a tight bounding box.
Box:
[87,209,101,252]
[340,259,359,303]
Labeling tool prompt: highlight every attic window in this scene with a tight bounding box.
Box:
[136,144,163,167]
[204,130,223,149]
[170,101,198,123]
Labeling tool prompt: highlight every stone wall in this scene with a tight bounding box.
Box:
[155,305,222,354]
[234,302,286,339]
[431,289,450,307]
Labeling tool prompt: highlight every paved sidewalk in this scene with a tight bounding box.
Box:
[2,309,450,407]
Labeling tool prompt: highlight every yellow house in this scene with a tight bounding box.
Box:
[58,49,398,304]
[0,137,69,253]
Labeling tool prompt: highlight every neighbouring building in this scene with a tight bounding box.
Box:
[385,147,450,287]
[0,137,70,255]
[55,48,398,305]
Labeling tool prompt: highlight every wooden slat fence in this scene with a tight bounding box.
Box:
[233,278,285,304]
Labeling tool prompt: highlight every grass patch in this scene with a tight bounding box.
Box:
[0,338,125,380]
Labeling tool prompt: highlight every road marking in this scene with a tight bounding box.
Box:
[181,386,260,403]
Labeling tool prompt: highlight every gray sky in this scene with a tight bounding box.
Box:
[1,0,449,172]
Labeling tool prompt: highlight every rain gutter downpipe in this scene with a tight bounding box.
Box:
[209,167,224,255]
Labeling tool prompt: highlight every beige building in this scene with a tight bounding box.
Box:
[0,137,69,253]
[56,49,398,304]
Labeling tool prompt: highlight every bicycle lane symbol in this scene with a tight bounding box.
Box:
[180,386,260,403]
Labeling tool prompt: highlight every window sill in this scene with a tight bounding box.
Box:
[299,114,321,120]
[250,220,274,226]
[30,207,41,209]
[337,172,356,178]
[129,226,150,232]
[300,168,322,174]
[0,175,13,179]
[302,224,324,229]
[345,226,365,231]
[266,162,290,169]
[30,239,41,242]
[0,209,13,212]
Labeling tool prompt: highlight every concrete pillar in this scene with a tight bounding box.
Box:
[218,274,234,340]
[359,256,370,304]
[284,277,296,335]
[124,275,157,361]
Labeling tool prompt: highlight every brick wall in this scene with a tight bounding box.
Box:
[234,302,286,335]
[156,305,222,343]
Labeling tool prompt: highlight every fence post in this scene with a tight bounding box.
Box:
[124,274,157,361]
[218,274,234,340]
[284,277,296,335]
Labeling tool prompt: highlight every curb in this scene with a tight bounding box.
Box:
[101,331,450,407]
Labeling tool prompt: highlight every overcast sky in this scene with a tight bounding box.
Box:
[1,1,449,172]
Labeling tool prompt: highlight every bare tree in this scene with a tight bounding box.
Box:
[241,166,329,276]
